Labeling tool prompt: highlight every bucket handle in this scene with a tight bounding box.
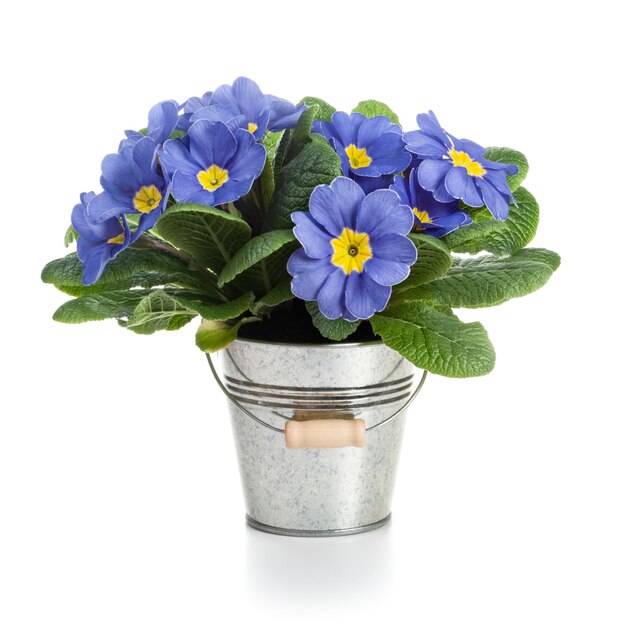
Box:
[206,352,427,441]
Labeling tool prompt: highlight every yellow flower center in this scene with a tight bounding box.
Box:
[197,164,229,191]
[448,148,486,177]
[247,122,258,133]
[413,208,432,231]
[133,185,163,214]
[345,144,372,169]
[330,227,373,274]
[107,232,126,245]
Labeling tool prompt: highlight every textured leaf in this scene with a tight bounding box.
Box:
[124,291,196,334]
[442,186,539,256]
[371,301,495,378]
[156,203,251,272]
[273,104,319,179]
[52,290,153,324]
[353,99,400,125]
[262,130,283,163]
[264,136,343,231]
[306,302,360,341]
[41,249,209,296]
[170,290,254,321]
[484,146,529,192]
[218,230,297,295]
[391,234,452,304]
[250,279,294,315]
[196,319,242,352]
[413,248,561,308]
[64,225,78,247]
[299,96,336,123]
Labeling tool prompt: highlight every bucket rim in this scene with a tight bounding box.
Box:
[229,337,385,349]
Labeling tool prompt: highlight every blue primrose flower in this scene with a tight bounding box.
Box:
[87,135,169,238]
[312,112,411,183]
[190,76,306,139]
[71,192,130,285]
[122,100,181,151]
[160,120,266,206]
[403,111,518,220]
[391,168,471,238]
[287,177,417,321]
[177,91,213,131]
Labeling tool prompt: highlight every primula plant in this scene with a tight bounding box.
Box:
[42,77,560,378]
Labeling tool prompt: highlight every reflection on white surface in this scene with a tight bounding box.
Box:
[245,521,395,604]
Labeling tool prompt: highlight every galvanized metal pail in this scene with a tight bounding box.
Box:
[208,339,426,537]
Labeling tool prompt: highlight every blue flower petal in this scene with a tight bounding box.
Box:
[345,272,391,319]
[268,98,306,131]
[353,174,394,194]
[444,167,483,206]
[358,132,411,176]
[317,268,347,320]
[292,211,333,259]
[329,111,359,146]
[160,139,197,179]
[147,100,179,145]
[187,120,238,167]
[404,130,447,158]
[231,77,266,119]
[131,136,159,180]
[191,104,239,125]
[475,178,510,220]
[356,189,414,239]
[86,190,131,223]
[370,233,417,265]
[416,111,451,147]
[288,249,334,301]
[100,153,139,195]
[227,129,266,182]
[77,244,110,285]
[170,170,210,204]
[308,177,364,236]
[356,116,400,148]
[390,175,411,206]
[454,138,485,159]
[417,159,450,192]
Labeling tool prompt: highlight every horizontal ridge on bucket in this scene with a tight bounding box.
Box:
[223,373,414,411]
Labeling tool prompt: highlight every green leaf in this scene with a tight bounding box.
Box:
[52,290,153,324]
[442,186,539,256]
[169,290,254,321]
[41,249,210,297]
[124,291,196,334]
[412,248,560,309]
[352,99,400,125]
[262,130,283,163]
[196,319,242,352]
[264,136,343,231]
[250,279,294,315]
[273,104,319,178]
[391,234,452,304]
[218,230,297,295]
[64,225,78,247]
[298,96,336,123]
[156,203,251,272]
[484,146,529,192]
[306,302,360,341]
[371,301,496,378]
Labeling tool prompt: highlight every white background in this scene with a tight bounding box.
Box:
[1,1,624,624]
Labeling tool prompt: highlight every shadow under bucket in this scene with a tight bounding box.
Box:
[208,339,425,537]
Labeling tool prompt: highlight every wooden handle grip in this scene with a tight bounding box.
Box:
[284,418,366,449]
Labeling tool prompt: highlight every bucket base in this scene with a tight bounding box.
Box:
[245,513,392,537]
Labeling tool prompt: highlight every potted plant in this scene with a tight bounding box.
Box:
[41,77,559,537]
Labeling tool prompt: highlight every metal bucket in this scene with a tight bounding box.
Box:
[208,339,426,537]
